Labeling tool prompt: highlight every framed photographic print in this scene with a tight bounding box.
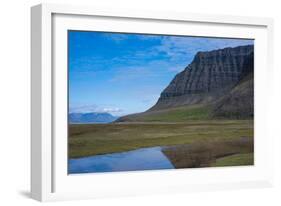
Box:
[31,3,274,201]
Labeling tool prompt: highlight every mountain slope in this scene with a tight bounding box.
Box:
[150,45,254,111]
[69,112,117,123]
[211,47,254,118]
[116,104,211,122]
[212,72,253,118]
[116,45,254,122]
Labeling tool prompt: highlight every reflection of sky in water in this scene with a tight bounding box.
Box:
[68,146,174,174]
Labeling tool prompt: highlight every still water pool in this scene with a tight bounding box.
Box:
[68,146,174,174]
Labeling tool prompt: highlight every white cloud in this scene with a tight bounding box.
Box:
[154,36,254,61]
[102,107,123,113]
[69,104,123,116]
[102,33,129,43]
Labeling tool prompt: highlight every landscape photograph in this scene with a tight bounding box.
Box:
[68,31,254,174]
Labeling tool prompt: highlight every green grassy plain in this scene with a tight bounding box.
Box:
[211,153,254,167]
[69,103,254,168]
[69,120,253,159]
[119,104,212,122]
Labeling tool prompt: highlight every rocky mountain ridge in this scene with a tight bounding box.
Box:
[116,44,254,122]
[150,45,254,111]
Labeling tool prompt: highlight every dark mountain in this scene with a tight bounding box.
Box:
[69,112,118,123]
[150,45,254,111]
[211,71,253,118]
[116,45,254,122]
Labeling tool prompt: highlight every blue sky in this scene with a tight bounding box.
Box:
[68,31,253,116]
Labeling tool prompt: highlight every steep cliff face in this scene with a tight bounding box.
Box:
[116,45,254,122]
[150,45,254,110]
[212,46,254,118]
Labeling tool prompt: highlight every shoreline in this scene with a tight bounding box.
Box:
[162,137,254,168]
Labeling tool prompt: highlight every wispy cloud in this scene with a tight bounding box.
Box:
[153,36,254,62]
[69,104,123,116]
[109,59,187,83]
[101,33,129,43]
[109,66,152,82]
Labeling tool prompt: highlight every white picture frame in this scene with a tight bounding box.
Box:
[31,3,274,202]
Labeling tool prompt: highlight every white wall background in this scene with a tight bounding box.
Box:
[0,0,280,205]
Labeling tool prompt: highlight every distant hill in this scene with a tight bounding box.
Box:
[116,45,254,122]
[69,112,117,123]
